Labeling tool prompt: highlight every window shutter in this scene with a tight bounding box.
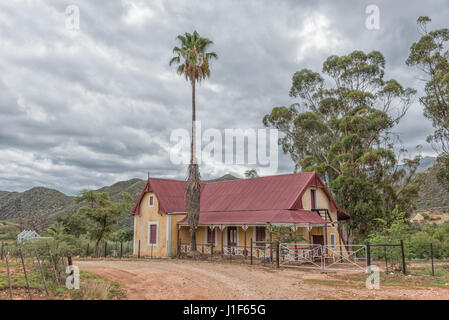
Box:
[311,189,316,209]
[256,226,265,242]
[207,229,214,243]
[150,224,157,244]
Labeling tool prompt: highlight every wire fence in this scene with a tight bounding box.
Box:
[177,240,279,267]
[0,240,71,300]
[176,239,449,276]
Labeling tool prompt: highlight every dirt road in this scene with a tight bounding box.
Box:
[75,259,449,300]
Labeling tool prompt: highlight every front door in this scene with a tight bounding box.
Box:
[227,227,237,247]
[312,235,324,257]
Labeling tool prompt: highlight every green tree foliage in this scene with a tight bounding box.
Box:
[266,224,306,243]
[75,191,132,256]
[263,50,419,240]
[244,169,259,178]
[169,31,218,251]
[55,212,89,237]
[368,207,449,260]
[111,228,134,243]
[407,16,449,192]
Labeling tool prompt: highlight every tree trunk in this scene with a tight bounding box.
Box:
[93,227,105,257]
[186,80,200,252]
[191,80,196,165]
[94,238,101,257]
[190,230,197,251]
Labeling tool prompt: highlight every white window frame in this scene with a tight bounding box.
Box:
[148,222,159,246]
[148,195,155,208]
[226,226,239,246]
[330,233,336,249]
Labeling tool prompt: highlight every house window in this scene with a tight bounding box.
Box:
[255,226,266,247]
[148,195,154,207]
[148,222,158,246]
[330,233,336,249]
[310,189,317,210]
[206,228,216,245]
[227,227,238,246]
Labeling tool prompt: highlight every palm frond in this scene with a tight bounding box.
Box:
[169,56,180,66]
[206,52,218,60]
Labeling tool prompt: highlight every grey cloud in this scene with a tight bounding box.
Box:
[0,0,446,194]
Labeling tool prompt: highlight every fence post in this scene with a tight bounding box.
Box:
[86,243,89,257]
[120,241,123,258]
[4,246,13,300]
[230,247,232,263]
[250,238,253,265]
[430,243,434,277]
[19,248,32,300]
[276,241,280,268]
[400,240,406,275]
[366,243,371,273]
[1,241,4,260]
[35,249,49,296]
[138,240,141,259]
[104,242,107,258]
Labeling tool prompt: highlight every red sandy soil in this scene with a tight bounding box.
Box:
[74,259,449,300]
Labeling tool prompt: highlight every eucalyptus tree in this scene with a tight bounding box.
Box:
[169,31,218,251]
[263,50,418,240]
[407,16,449,191]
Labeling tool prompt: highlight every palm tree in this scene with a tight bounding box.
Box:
[169,31,217,251]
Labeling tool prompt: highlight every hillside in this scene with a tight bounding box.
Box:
[0,174,240,229]
[0,187,76,221]
[415,161,449,209]
[0,179,147,228]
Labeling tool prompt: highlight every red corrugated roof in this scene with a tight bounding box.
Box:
[200,172,316,211]
[131,178,188,214]
[131,172,349,220]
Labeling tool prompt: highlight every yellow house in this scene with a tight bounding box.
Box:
[131,172,350,259]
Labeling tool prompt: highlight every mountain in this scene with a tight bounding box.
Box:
[0,187,76,221]
[203,174,239,183]
[96,178,146,202]
[415,156,437,173]
[0,174,240,228]
[398,156,436,173]
[415,160,449,209]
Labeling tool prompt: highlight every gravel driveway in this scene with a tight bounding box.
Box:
[75,259,449,300]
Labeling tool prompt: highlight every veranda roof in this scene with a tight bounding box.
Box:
[177,209,328,225]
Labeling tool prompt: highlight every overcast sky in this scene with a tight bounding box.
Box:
[0,0,448,195]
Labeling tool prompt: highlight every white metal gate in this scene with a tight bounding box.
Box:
[279,243,323,269]
[323,245,367,272]
[279,243,368,272]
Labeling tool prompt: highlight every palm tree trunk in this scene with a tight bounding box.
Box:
[186,79,200,252]
[191,80,196,164]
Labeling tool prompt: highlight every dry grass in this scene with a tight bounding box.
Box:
[77,279,112,300]
[71,270,125,300]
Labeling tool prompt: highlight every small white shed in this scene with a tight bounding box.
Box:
[17,230,42,243]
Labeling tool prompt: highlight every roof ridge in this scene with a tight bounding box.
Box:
[203,171,314,185]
